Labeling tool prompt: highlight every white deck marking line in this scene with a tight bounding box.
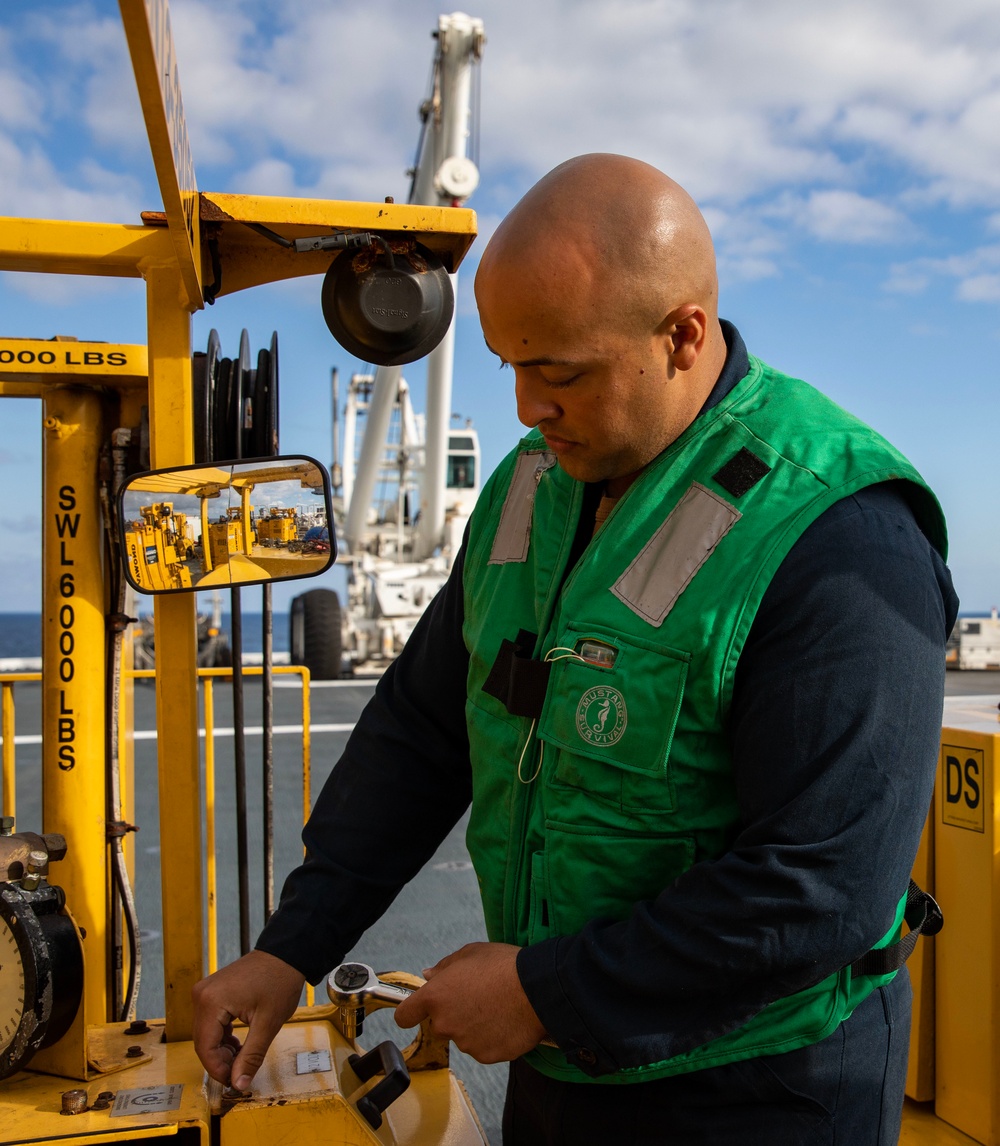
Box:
[2,723,356,746]
[274,678,379,689]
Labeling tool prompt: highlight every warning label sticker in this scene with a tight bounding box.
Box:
[941,745,986,833]
[111,1085,183,1117]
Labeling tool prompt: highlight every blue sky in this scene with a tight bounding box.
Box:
[2,0,1000,613]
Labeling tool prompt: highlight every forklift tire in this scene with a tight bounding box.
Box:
[289,589,343,680]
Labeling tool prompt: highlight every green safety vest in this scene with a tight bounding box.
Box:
[462,355,946,1083]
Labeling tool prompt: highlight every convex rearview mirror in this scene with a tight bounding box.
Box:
[118,455,335,594]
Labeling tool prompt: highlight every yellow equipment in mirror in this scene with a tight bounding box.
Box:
[119,456,334,593]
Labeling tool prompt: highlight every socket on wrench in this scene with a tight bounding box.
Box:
[327,962,414,1040]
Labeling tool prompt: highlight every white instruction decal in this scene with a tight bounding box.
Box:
[111,1084,183,1116]
[296,1049,332,1074]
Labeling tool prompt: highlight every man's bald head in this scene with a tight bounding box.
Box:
[476,154,719,335]
[475,155,728,493]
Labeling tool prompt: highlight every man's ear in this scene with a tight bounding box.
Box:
[659,305,707,372]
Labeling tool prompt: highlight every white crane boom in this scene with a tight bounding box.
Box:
[344,12,484,560]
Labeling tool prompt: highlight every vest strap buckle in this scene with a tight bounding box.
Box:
[849,879,943,978]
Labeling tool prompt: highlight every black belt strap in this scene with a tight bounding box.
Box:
[481,629,552,720]
[850,879,943,978]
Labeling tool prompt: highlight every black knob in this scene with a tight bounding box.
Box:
[348,1041,410,1130]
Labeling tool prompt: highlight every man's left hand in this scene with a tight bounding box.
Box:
[392,942,548,1063]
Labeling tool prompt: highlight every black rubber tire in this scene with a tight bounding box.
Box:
[289,588,343,680]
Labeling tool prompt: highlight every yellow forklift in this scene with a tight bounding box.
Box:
[207,507,254,573]
[122,503,195,592]
[0,1,485,1141]
[256,508,299,550]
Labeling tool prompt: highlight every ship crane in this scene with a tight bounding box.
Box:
[292,12,485,677]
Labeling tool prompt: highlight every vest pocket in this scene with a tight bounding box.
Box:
[543,823,695,936]
[538,631,689,814]
[527,851,553,944]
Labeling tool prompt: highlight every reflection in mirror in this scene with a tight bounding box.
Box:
[119,456,334,594]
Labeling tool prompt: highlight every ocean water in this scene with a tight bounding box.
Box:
[0,613,288,658]
[0,614,40,658]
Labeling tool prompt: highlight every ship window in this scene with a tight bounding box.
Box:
[448,455,476,489]
[450,435,475,450]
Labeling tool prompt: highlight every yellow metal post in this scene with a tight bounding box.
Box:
[145,262,203,1041]
[40,387,108,1026]
[934,722,1000,1144]
[199,495,213,572]
[1,682,15,821]
[241,485,253,554]
[119,0,203,311]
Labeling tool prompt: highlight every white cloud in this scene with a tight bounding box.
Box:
[456,0,1000,208]
[883,269,931,296]
[768,189,910,244]
[0,132,142,222]
[3,0,1000,290]
[0,269,134,306]
[153,0,1000,289]
[958,273,1000,302]
[0,40,41,132]
[18,6,141,145]
[0,515,39,536]
[885,244,1000,302]
[0,6,148,223]
[719,252,781,284]
[231,158,299,198]
[2,0,999,219]
[23,5,125,68]
[169,0,429,198]
[700,208,784,282]
[454,271,479,320]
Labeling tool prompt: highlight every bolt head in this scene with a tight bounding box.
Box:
[60,1089,88,1115]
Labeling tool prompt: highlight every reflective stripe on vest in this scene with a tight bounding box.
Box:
[489,450,557,564]
[613,482,741,626]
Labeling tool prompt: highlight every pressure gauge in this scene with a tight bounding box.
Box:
[0,881,83,1079]
[0,909,28,1061]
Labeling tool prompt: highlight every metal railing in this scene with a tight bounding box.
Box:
[127,665,312,973]
[0,664,312,979]
[1,672,42,823]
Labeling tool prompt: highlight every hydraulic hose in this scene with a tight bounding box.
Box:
[102,433,142,1021]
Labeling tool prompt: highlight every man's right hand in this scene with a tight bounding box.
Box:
[191,949,305,1090]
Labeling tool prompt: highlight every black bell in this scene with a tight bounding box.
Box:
[321,241,454,367]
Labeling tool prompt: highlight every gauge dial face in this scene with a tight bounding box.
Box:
[0,881,84,1079]
[0,914,26,1055]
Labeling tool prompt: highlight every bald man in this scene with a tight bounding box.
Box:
[193,156,956,1144]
